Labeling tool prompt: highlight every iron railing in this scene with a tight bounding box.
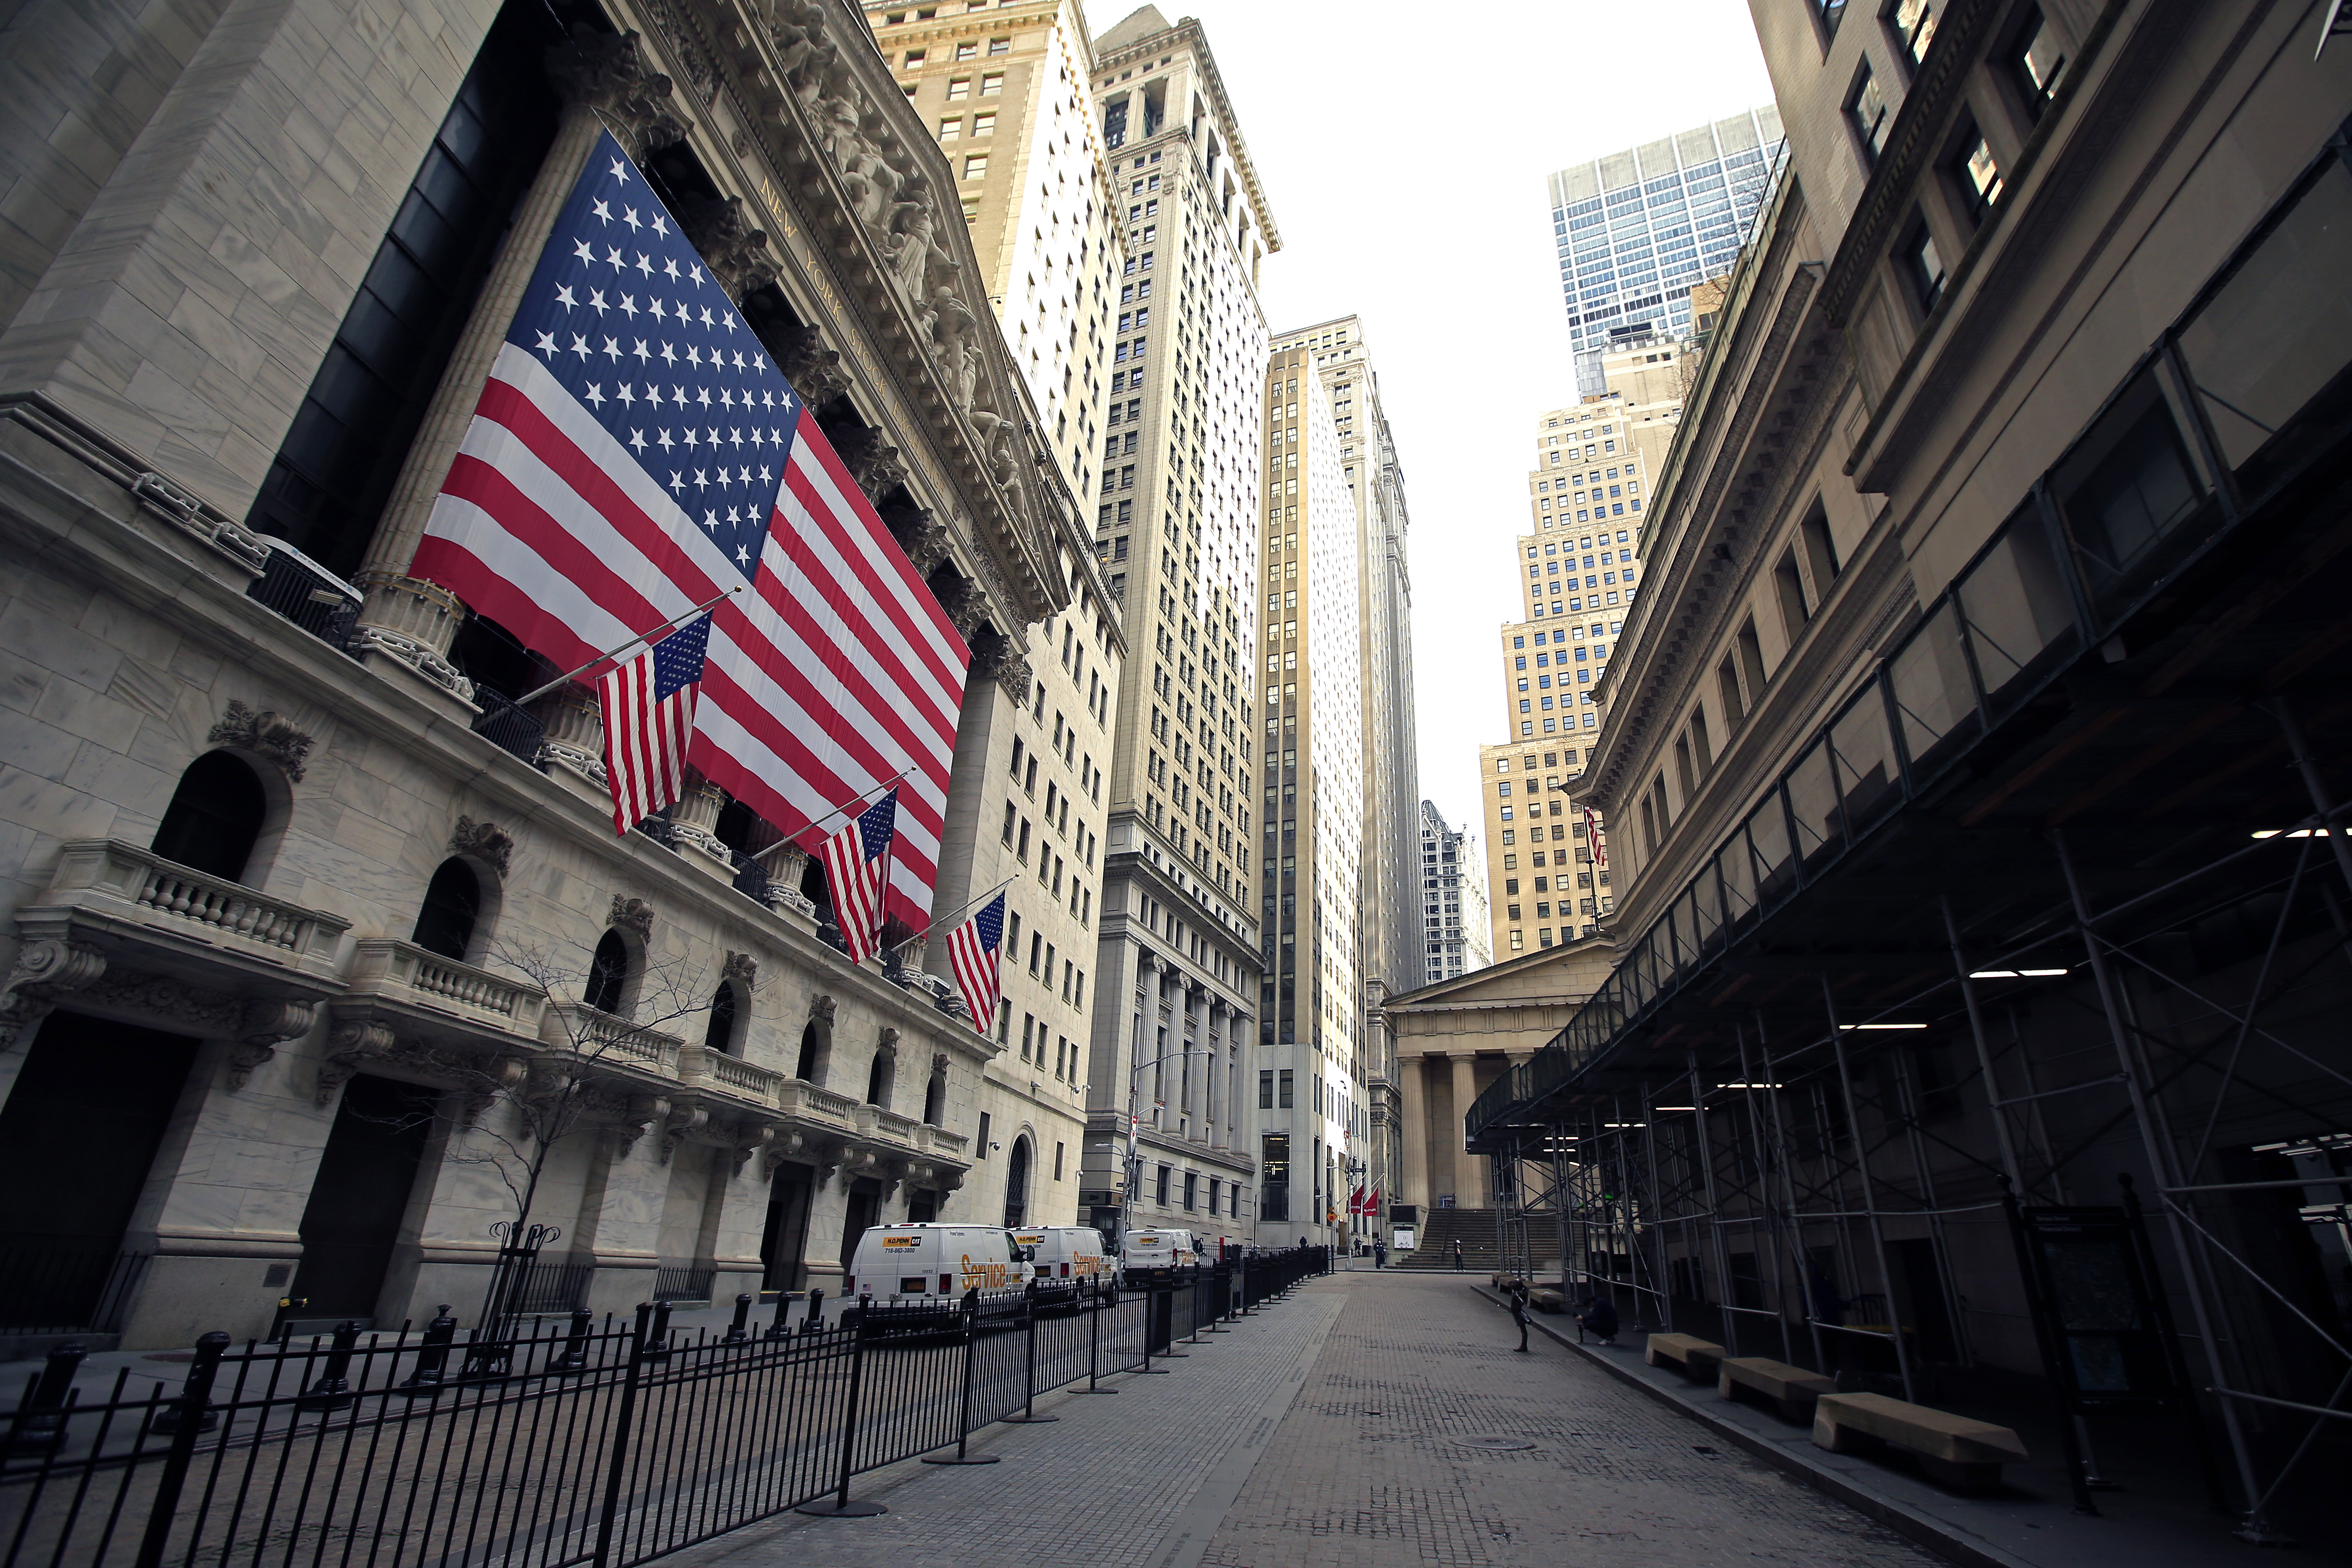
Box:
[470,687,548,763]
[0,1249,1328,1568]
[244,540,361,652]
[651,1267,714,1303]
[0,1246,148,1336]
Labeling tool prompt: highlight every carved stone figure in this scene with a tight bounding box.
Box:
[228,998,319,1088]
[722,949,759,989]
[448,816,514,876]
[808,994,836,1026]
[608,896,656,939]
[209,699,314,781]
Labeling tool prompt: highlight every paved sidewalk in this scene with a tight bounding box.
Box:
[665,1284,1347,1568]
[674,1271,1943,1568]
[1197,1272,1939,1568]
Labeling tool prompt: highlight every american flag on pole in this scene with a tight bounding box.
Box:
[945,891,1007,1036]
[408,132,968,928]
[818,788,898,966]
[598,612,711,834]
[1584,806,1607,869]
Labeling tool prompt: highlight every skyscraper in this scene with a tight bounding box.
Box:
[1256,332,1363,1246]
[1076,6,1277,1242]
[1547,107,1783,395]
[1418,802,1490,984]
[870,0,1130,1230]
[1271,316,1421,1250]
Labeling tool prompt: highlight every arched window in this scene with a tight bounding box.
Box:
[584,931,630,1015]
[796,1020,830,1084]
[151,751,267,882]
[1003,1135,1032,1228]
[922,1059,946,1126]
[704,984,738,1055]
[865,1047,894,1110]
[411,859,481,960]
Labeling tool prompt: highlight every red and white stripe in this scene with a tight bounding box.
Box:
[412,347,968,927]
[817,816,886,965]
[597,643,695,833]
[946,925,1000,1038]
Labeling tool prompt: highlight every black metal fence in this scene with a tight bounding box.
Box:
[0,1248,1329,1568]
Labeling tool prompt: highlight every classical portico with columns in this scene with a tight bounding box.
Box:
[1381,936,1615,1214]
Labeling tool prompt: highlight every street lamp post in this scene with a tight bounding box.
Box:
[1117,1047,1213,1248]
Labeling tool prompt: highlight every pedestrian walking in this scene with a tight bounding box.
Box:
[1453,1238,1464,1272]
[1375,1241,1387,1269]
[1574,1293,1619,1345]
[1509,1283,1531,1353]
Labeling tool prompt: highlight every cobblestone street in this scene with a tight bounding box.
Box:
[674,1271,1943,1568]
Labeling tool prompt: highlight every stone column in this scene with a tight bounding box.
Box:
[1450,1054,1481,1207]
[799,1162,851,1292]
[347,32,686,700]
[1398,1051,1430,1211]
[1205,998,1226,1142]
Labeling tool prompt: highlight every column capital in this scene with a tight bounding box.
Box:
[546,28,688,158]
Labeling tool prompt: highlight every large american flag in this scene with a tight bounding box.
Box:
[818,788,898,965]
[600,612,710,834]
[410,132,968,928]
[945,890,1007,1037]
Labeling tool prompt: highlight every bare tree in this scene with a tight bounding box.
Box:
[439,935,719,1243]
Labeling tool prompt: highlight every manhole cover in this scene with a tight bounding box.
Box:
[1457,1437,1536,1452]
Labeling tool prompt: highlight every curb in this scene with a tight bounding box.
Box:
[1469,1285,2040,1568]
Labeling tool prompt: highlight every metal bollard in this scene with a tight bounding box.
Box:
[149,1332,229,1436]
[548,1308,595,1374]
[724,1292,753,1344]
[766,1289,795,1341]
[398,1307,459,1393]
[296,1321,361,1412]
[641,1301,674,1363]
[801,1286,826,1334]
[6,1341,87,1455]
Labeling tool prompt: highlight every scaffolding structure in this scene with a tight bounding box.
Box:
[1472,135,2352,1546]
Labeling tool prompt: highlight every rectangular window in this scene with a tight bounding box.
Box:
[1182,1172,1197,1211]
[1905,214,1948,312]
[1259,1069,1274,1109]
[1054,1142,1065,1180]
[977,1111,991,1157]
[1815,0,1847,38]
[1889,0,1936,64]
[1953,125,2003,224]
[971,112,995,136]
[947,78,969,99]
[1717,653,1747,723]
[2009,6,2067,119]
[1774,546,1811,640]
[938,116,960,140]
[1155,1166,1170,1205]
[1278,1069,1294,1108]
[1737,617,1768,701]
[963,154,989,180]
[980,72,1003,95]
[1848,64,1891,166]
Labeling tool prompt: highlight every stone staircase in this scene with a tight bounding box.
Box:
[1395,1209,1561,1271]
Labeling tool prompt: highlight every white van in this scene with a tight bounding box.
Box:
[1118,1227,1200,1286]
[1014,1225,1109,1307]
[845,1223,1030,1325]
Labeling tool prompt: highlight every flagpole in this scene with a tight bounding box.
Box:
[751,765,920,861]
[885,875,1018,955]
[517,585,741,705]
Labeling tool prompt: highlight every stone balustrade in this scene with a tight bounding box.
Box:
[539,1001,684,1077]
[343,940,547,1037]
[674,1042,786,1107]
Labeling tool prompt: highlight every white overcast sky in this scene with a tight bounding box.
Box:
[1081,0,1776,842]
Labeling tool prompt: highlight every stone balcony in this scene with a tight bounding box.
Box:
[3,840,351,1067]
[15,840,348,993]
[335,939,548,1051]
[538,1001,686,1084]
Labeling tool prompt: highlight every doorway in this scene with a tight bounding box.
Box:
[0,1013,199,1328]
[285,1075,436,1325]
[760,1164,815,1292]
[1004,1136,1032,1227]
[839,1179,881,1276]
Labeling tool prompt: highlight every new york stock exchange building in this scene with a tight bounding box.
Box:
[0,0,1115,1348]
